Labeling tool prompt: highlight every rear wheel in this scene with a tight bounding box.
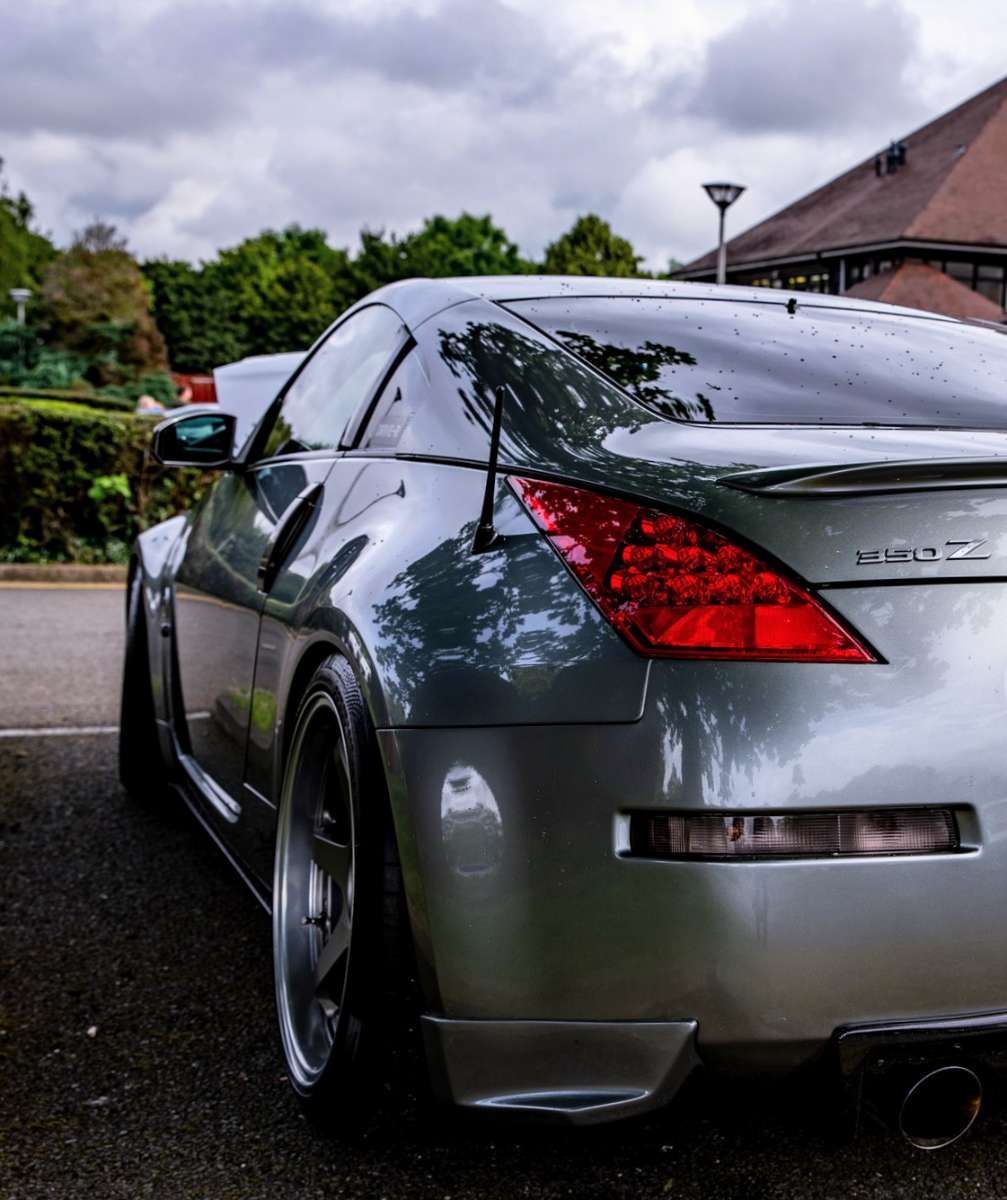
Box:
[118,568,168,801]
[273,655,408,1124]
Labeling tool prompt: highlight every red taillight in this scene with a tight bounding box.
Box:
[510,476,876,662]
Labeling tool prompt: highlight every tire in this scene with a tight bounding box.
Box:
[272,654,411,1126]
[118,567,168,800]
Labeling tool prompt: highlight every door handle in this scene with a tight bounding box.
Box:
[257,483,324,594]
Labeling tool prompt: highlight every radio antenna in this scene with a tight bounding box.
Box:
[471,384,506,554]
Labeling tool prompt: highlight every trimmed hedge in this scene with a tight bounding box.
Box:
[0,398,208,563]
[0,384,134,411]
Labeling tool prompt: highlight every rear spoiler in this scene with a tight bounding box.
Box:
[720,457,1007,498]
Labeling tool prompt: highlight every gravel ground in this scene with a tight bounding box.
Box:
[2,588,1007,1198]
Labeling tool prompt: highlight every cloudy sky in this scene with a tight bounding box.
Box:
[3,0,1004,270]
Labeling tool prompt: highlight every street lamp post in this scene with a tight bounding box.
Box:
[702,183,745,285]
[9,287,32,325]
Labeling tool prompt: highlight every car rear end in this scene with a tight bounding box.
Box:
[392,286,1007,1137]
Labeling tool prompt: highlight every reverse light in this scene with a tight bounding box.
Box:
[629,809,959,859]
[510,477,875,662]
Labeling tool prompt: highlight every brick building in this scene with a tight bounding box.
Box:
[678,76,1007,322]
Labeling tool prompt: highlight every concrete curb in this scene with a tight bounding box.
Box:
[0,563,128,583]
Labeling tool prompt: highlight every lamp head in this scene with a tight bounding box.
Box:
[702,182,745,211]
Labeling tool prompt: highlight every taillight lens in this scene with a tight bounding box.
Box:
[510,476,875,662]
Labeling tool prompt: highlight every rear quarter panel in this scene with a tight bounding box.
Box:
[245,456,651,804]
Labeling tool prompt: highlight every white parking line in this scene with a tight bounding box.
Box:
[0,581,125,590]
[0,712,212,738]
[0,724,119,738]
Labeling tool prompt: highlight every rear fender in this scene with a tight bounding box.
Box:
[255,618,393,806]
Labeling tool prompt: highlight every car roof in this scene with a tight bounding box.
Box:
[364,274,969,330]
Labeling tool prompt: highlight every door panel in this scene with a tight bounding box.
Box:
[243,459,395,805]
[173,460,332,818]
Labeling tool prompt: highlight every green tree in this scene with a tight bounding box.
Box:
[148,215,531,370]
[350,228,410,296]
[143,258,245,374]
[211,225,357,357]
[400,213,530,277]
[541,213,643,277]
[40,221,167,385]
[146,226,359,368]
[0,160,57,317]
[353,213,531,294]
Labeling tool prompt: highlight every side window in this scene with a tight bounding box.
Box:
[258,305,407,459]
[360,349,431,451]
[360,303,529,460]
[356,298,648,467]
[406,299,639,462]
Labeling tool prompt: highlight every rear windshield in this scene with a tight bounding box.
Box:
[505,296,1007,427]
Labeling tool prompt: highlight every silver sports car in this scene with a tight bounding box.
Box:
[122,277,1007,1148]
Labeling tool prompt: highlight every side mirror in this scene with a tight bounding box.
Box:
[152,407,237,469]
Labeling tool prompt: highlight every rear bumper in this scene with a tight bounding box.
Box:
[380,583,1007,1106]
[383,721,1001,1070]
[421,1011,1007,1125]
[836,1010,1007,1120]
[837,1011,1007,1080]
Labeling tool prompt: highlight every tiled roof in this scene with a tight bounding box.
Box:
[682,76,1007,273]
[845,261,1005,322]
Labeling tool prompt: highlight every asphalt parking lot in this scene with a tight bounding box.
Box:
[3,583,1007,1199]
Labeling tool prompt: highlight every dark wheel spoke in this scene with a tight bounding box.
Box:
[312,832,351,884]
[332,737,352,799]
[315,909,350,989]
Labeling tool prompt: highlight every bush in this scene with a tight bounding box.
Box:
[16,352,89,390]
[0,398,208,563]
[0,319,176,408]
[0,384,133,411]
[100,370,178,408]
[0,319,89,390]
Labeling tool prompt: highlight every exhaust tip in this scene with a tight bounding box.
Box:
[898,1065,982,1150]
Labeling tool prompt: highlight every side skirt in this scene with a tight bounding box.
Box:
[171,776,273,914]
[154,588,272,916]
[158,717,272,915]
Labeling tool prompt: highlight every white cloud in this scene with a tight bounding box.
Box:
[688,0,919,134]
[2,0,1003,270]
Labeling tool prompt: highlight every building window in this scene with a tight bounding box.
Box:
[975,265,1005,307]
[783,270,831,293]
[944,261,975,288]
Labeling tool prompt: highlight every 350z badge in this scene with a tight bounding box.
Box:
[856,539,992,565]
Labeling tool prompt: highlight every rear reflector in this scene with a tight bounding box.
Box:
[629,809,958,859]
[510,477,875,662]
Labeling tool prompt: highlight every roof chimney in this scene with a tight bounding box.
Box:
[879,140,908,176]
